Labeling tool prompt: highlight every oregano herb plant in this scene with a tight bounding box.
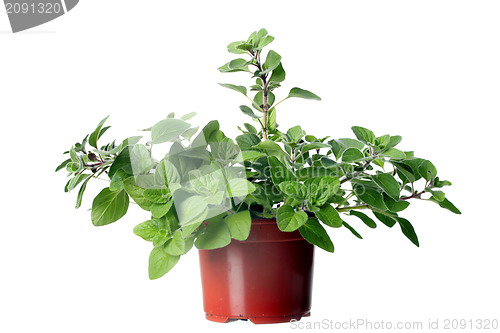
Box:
[57,28,460,280]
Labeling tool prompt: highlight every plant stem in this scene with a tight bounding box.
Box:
[339,156,378,184]
[336,193,354,209]
[245,95,263,112]
[263,93,268,140]
[253,51,269,140]
[401,190,426,200]
[268,97,289,113]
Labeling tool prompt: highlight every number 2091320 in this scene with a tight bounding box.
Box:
[5,2,62,14]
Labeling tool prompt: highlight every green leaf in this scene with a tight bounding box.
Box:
[381,148,406,160]
[180,112,197,121]
[108,148,132,179]
[277,205,308,232]
[180,221,203,239]
[183,237,195,254]
[386,135,402,149]
[351,126,375,145]
[305,176,340,206]
[89,116,109,149]
[144,189,167,204]
[164,230,186,255]
[75,177,91,209]
[305,135,317,142]
[254,28,268,44]
[371,173,400,200]
[383,194,410,212]
[349,210,377,228]
[243,123,257,134]
[267,107,277,130]
[228,178,256,197]
[239,105,261,119]
[373,211,397,228]
[130,144,154,175]
[288,87,321,101]
[133,219,164,242]
[91,188,129,226]
[262,50,282,73]
[431,190,445,202]
[428,197,461,214]
[227,41,248,54]
[151,118,191,144]
[354,185,388,211]
[278,181,308,202]
[182,126,199,140]
[253,91,275,107]
[155,159,181,186]
[338,138,366,149]
[301,143,330,153]
[65,173,91,193]
[194,220,231,250]
[268,156,296,184]
[229,58,249,70]
[286,125,306,143]
[320,157,338,168]
[299,218,334,252]
[405,151,415,159]
[434,178,452,188]
[257,35,275,49]
[192,120,220,146]
[148,247,180,280]
[342,221,363,239]
[176,195,209,226]
[342,147,364,162]
[329,138,355,159]
[426,188,445,202]
[375,134,390,148]
[269,62,286,83]
[122,177,154,211]
[241,151,267,161]
[151,200,173,218]
[152,233,169,248]
[396,217,419,247]
[252,140,287,156]
[236,42,253,52]
[109,170,127,192]
[373,158,385,168]
[403,158,425,181]
[247,30,258,43]
[224,211,251,240]
[218,83,247,96]
[55,158,71,172]
[316,204,343,228]
[391,162,415,183]
[236,133,261,151]
[418,160,437,182]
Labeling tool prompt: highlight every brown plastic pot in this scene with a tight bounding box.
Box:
[198,218,315,324]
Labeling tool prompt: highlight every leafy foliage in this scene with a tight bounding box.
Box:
[57,29,460,279]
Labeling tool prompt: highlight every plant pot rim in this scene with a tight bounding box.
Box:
[250,217,277,224]
[237,217,306,243]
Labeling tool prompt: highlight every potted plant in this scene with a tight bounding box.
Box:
[57,28,461,324]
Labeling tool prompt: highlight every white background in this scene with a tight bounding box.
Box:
[1,1,499,332]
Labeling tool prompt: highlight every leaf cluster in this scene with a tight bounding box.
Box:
[57,29,460,279]
[58,113,256,279]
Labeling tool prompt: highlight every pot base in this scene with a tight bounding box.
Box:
[205,311,310,324]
